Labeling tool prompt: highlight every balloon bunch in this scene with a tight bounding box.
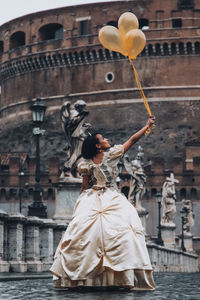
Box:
[99,12,153,135]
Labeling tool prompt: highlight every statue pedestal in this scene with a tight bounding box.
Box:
[161,223,176,248]
[137,207,149,235]
[53,178,81,223]
[179,233,193,252]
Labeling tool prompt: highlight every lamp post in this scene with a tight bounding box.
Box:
[156,191,164,246]
[18,170,24,213]
[28,98,47,218]
[180,209,186,251]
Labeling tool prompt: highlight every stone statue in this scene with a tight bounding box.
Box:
[182,199,194,235]
[60,99,91,178]
[161,173,179,226]
[123,146,146,210]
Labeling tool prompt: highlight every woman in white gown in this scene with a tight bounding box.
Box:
[50,116,156,290]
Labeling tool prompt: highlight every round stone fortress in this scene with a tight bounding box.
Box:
[0,0,200,165]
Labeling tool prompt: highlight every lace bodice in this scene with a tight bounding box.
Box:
[78,145,124,189]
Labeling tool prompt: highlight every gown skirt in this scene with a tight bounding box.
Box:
[50,186,155,290]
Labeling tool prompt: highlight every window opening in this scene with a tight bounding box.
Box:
[39,23,63,41]
[80,20,88,36]
[10,31,25,50]
[172,18,182,28]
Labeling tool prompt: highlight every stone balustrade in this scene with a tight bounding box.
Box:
[148,243,199,272]
[1,39,200,83]
[0,210,67,272]
[0,209,198,273]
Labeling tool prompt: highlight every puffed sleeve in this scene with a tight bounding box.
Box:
[107,144,124,166]
[77,159,90,176]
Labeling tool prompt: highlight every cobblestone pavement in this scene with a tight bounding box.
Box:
[0,273,199,300]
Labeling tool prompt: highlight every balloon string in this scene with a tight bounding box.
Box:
[129,58,152,135]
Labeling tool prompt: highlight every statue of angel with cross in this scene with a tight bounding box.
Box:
[161,173,179,226]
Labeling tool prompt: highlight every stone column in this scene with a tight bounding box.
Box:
[0,210,9,272]
[40,219,56,271]
[161,224,176,248]
[25,216,43,272]
[53,179,81,223]
[7,213,27,272]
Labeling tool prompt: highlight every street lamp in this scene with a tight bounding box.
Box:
[180,209,186,251]
[28,98,47,218]
[156,191,164,246]
[18,170,24,213]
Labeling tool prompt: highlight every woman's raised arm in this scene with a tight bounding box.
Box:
[123,116,155,154]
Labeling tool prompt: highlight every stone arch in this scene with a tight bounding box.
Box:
[80,51,86,63]
[163,43,169,55]
[194,42,200,54]
[179,42,185,55]
[180,188,187,199]
[171,42,177,55]
[190,188,198,200]
[92,49,97,61]
[107,21,118,28]
[68,52,74,64]
[0,41,3,55]
[121,186,129,199]
[186,42,193,54]
[98,49,104,61]
[155,43,161,55]
[105,49,111,60]
[39,23,63,41]
[73,51,80,64]
[139,18,149,29]
[10,31,25,50]
[86,50,92,62]
[148,44,153,56]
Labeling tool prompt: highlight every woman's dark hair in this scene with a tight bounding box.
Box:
[81,132,100,159]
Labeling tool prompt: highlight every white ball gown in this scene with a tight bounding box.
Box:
[50,145,155,290]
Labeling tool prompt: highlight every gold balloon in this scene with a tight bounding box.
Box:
[98,26,128,56]
[118,12,139,37]
[124,29,146,59]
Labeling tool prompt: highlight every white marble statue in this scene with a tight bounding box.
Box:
[161,173,179,226]
[123,146,146,210]
[182,199,194,235]
[60,99,91,178]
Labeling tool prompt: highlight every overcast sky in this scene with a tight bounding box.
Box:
[0,0,118,26]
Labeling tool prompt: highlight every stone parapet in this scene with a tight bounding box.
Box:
[0,210,198,273]
[0,211,67,273]
[147,243,199,272]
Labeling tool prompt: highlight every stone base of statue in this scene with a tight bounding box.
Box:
[9,261,27,272]
[26,261,43,272]
[0,260,9,272]
[161,223,176,248]
[53,178,82,223]
[136,206,149,236]
[179,233,193,252]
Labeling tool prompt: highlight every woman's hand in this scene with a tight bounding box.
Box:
[146,116,155,128]
[123,115,156,153]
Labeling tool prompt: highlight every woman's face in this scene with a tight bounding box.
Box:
[96,134,110,151]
